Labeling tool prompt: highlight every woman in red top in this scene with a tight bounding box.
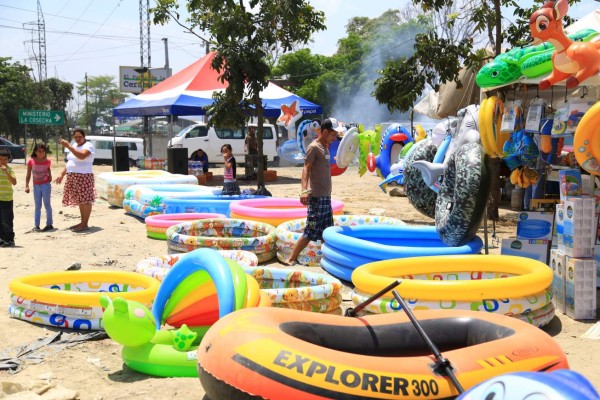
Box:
[25,144,53,231]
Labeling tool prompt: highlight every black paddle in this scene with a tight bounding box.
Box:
[346,279,465,394]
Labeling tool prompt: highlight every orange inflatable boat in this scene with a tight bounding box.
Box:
[197,308,567,399]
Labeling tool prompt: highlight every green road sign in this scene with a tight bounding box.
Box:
[18,109,65,125]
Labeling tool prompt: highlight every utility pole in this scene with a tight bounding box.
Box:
[162,38,170,76]
[85,72,89,129]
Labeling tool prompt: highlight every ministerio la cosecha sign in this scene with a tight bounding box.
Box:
[18,109,65,125]
[119,66,171,94]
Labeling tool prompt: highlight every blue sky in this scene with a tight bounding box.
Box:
[0,0,415,86]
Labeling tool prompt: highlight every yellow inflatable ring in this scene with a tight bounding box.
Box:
[351,255,552,301]
[574,101,600,176]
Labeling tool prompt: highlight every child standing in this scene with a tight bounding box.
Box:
[25,144,53,231]
[221,144,241,195]
[0,148,17,247]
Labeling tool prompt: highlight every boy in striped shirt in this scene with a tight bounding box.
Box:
[0,148,17,247]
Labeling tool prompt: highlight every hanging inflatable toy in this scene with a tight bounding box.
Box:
[476,28,598,89]
[298,119,321,156]
[375,123,413,179]
[336,126,359,168]
[275,102,304,164]
[413,124,427,141]
[380,118,456,197]
[355,124,382,177]
[411,104,481,193]
[457,370,600,400]
[529,0,600,90]
[479,96,506,158]
[276,100,302,131]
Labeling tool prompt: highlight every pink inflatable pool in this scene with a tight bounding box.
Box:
[229,197,344,226]
[145,212,226,240]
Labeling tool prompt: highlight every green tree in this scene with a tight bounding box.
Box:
[76,75,126,133]
[153,0,325,192]
[0,57,37,143]
[35,78,74,144]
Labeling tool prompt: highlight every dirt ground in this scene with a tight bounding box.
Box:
[0,162,599,399]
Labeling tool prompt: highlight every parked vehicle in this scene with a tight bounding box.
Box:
[0,137,26,162]
[168,123,280,165]
[64,136,144,167]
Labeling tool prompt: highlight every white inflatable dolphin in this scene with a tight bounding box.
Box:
[411,105,480,190]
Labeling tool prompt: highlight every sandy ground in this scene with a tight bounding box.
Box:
[0,161,599,399]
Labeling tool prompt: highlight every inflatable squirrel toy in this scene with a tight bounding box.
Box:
[530,0,600,90]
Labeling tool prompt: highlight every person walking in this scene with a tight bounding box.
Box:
[0,148,17,247]
[25,144,54,232]
[55,128,96,232]
[244,126,258,179]
[283,118,344,266]
[221,144,241,195]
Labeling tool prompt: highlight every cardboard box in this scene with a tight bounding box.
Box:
[559,169,582,201]
[555,204,564,251]
[562,198,595,258]
[564,256,597,320]
[550,249,566,314]
[530,199,561,212]
[501,239,550,264]
[516,211,554,241]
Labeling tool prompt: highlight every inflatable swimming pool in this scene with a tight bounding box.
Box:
[163,194,267,217]
[166,218,277,262]
[230,197,345,227]
[351,255,554,326]
[145,212,227,240]
[123,184,219,218]
[321,225,483,281]
[97,171,197,207]
[276,214,404,266]
[8,271,158,331]
[197,308,568,399]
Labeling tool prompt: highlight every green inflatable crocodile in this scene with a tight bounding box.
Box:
[476,29,598,88]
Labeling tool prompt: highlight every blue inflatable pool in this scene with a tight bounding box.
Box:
[321,225,483,281]
[163,194,267,217]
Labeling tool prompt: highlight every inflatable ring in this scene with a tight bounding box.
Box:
[241,266,342,304]
[276,215,405,266]
[166,218,277,262]
[403,139,438,218]
[351,255,553,301]
[574,101,600,176]
[145,212,227,240]
[123,184,218,218]
[229,197,344,227]
[336,126,359,168]
[197,308,568,400]
[135,250,259,282]
[436,142,491,247]
[321,225,483,282]
[98,171,198,207]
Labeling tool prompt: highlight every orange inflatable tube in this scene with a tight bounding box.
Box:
[198,308,568,399]
[574,101,600,176]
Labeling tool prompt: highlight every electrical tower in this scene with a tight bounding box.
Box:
[139,0,151,81]
[23,0,47,82]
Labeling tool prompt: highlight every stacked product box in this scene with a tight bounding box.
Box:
[564,256,597,320]
[560,198,595,258]
[550,249,566,314]
[553,197,597,320]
